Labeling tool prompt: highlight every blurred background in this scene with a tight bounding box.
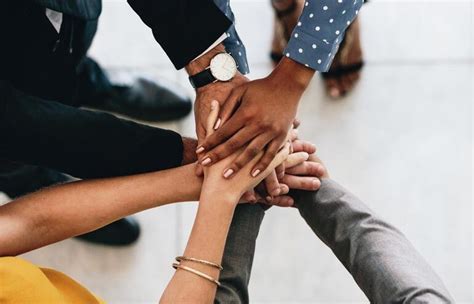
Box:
[2,0,471,303]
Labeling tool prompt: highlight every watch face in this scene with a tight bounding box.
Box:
[210,53,237,81]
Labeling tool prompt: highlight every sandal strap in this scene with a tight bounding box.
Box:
[272,0,298,19]
[270,52,284,63]
[321,61,364,79]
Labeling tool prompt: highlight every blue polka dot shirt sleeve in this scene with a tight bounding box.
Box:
[284,0,364,72]
[214,0,250,74]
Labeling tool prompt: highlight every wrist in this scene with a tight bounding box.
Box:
[270,57,314,92]
[200,180,239,207]
[185,44,226,76]
[195,72,248,96]
[181,137,198,165]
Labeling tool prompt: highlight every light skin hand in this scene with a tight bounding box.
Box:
[201,101,290,202]
[268,149,329,207]
[197,57,315,179]
[185,44,248,149]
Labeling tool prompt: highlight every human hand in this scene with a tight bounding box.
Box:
[185,44,248,148]
[266,143,329,207]
[200,101,290,205]
[259,122,301,200]
[193,75,248,147]
[197,58,314,179]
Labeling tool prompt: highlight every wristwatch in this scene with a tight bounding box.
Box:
[189,52,237,89]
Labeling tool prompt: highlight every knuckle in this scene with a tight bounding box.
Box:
[302,180,312,189]
[309,165,319,176]
[259,159,271,168]
[266,150,278,158]
[206,152,217,161]
[247,146,260,157]
[233,160,245,170]
[241,110,253,121]
[266,124,279,133]
[227,139,240,150]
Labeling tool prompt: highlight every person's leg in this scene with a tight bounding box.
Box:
[71,14,191,122]
[292,180,453,303]
[269,0,364,98]
[215,204,266,303]
[75,57,192,122]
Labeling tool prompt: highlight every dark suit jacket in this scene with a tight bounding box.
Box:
[0,0,232,102]
[28,0,232,69]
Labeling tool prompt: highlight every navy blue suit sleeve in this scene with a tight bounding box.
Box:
[128,0,232,70]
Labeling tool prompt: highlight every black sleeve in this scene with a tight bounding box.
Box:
[32,0,102,20]
[127,0,232,70]
[0,81,184,179]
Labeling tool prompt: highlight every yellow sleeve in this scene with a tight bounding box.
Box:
[0,257,105,304]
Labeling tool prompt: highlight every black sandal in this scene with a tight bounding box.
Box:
[320,61,364,79]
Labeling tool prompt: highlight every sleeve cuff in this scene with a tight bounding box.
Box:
[284,29,343,72]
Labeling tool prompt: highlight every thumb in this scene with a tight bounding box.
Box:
[219,87,244,126]
[206,100,220,137]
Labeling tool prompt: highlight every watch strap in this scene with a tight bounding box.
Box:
[189,68,216,89]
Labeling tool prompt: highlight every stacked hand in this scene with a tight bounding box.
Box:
[191,64,292,201]
[200,100,328,207]
[200,100,291,203]
[188,45,316,204]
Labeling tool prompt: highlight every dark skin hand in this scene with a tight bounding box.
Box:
[181,137,199,165]
[186,44,287,198]
[197,57,315,179]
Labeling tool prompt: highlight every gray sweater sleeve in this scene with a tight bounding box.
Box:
[294,179,454,303]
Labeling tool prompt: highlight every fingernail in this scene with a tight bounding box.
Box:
[214,118,221,130]
[250,195,257,202]
[223,168,234,178]
[329,88,340,98]
[288,198,295,206]
[272,188,281,196]
[311,144,317,150]
[266,196,273,202]
[201,157,211,166]
[196,146,205,154]
[312,179,320,189]
[211,100,218,110]
[251,169,261,177]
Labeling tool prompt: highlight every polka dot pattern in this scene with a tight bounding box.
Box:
[214,0,250,74]
[283,0,364,71]
[211,0,363,74]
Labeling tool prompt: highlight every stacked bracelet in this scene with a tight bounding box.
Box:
[172,262,221,286]
[172,256,223,286]
[175,256,223,270]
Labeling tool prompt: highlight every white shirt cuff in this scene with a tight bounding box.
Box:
[193,33,228,61]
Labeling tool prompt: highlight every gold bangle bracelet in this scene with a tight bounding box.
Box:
[172,262,221,286]
[175,256,223,270]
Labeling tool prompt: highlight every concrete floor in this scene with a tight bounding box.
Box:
[2,0,472,303]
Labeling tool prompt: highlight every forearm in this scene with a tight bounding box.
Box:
[295,179,453,303]
[127,0,231,70]
[161,188,236,303]
[284,0,363,71]
[270,57,315,93]
[0,164,201,256]
[215,204,265,303]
